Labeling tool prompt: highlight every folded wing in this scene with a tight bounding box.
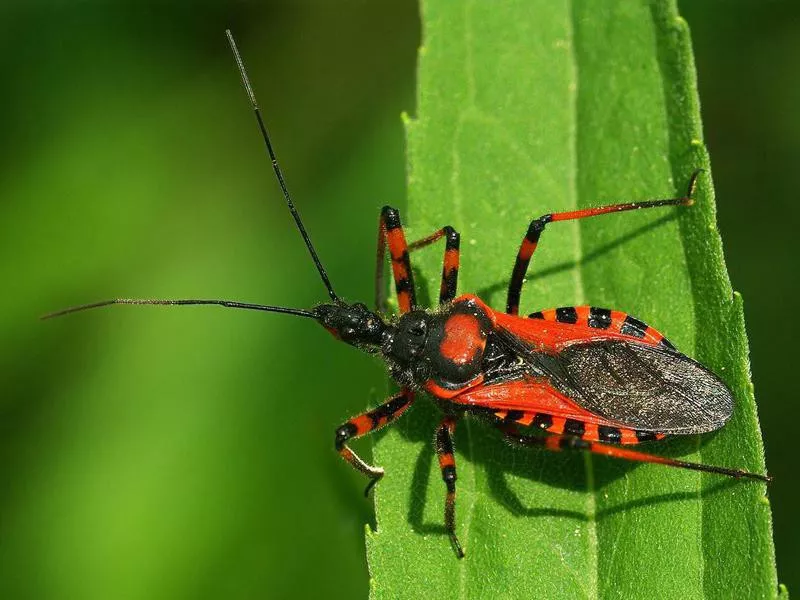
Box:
[548,340,733,434]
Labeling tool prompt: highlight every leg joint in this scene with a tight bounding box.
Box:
[335,422,357,451]
[526,215,551,239]
[381,206,402,229]
[443,226,460,247]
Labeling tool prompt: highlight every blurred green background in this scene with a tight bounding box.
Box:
[1,1,796,597]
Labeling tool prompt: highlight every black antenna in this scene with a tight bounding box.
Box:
[42,299,316,320]
[41,32,333,322]
[225,29,337,302]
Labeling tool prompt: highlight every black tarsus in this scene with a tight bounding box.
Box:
[685,167,703,201]
[43,33,336,322]
[225,30,337,302]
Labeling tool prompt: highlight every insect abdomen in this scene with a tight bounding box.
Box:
[527,305,676,351]
[493,409,666,445]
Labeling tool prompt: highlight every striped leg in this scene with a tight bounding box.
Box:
[375,206,461,312]
[498,425,770,482]
[375,207,416,314]
[435,415,464,558]
[408,226,461,305]
[335,388,415,496]
[505,170,702,315]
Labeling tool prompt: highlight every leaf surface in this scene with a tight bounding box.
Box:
[367,1,778,598]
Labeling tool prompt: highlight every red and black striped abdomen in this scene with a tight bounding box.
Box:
[494,408,666,445]
[450,378,665,445]
[492,304,676,353]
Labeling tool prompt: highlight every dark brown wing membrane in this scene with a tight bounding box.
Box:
[547,340,733,434]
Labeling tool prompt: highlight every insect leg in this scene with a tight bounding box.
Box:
[498,425,770,482]
[375,207,417,314]
[505,170,702,315]
[335,388,415,496]
[408,226,461,305]
[435,415,464,558]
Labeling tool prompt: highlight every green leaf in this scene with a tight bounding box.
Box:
[367,1,779,598]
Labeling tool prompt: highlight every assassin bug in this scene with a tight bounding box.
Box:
[45,31,770,559]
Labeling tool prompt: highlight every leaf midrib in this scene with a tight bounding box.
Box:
[567,2,599,597]
[451,1,604,596]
